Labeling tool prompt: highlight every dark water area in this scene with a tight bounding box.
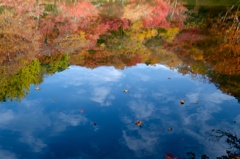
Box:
[0,0,240,159]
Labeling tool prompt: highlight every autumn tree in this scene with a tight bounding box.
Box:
[200,2,240,75]
[0,0,44,64]
[39,1,102,55]
[0,60,41,102]
[39,53,69,75]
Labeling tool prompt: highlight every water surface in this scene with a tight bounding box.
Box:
[0,0,240,158]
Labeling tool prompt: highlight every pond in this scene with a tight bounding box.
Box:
[0,0,240,159]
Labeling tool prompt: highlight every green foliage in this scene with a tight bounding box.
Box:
[0,6,5,14]
[42,3,58,15]
[0,60,41,102]
[159,27,179,42]
[0,54,69,102]
[41,54,69,75]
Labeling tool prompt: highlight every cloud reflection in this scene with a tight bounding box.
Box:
[59,112,88,126]
[0,149,17,159]
[204,91,234,104]
[57,66,124,87]
[122,130,159,153]
[129,101,154,119]
[19,133,47,153]
[90,87,115,106]
[120,73,239,158]
[0,64,239,159]
[0,110,14,125]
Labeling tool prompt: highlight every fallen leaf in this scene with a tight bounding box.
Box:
[135,121,142,127]
[180,99,184,104]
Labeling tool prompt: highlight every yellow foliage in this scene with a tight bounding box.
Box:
[131,20,144,31]
[190,48,204,60]
[126,21,158,42]
[159,27,179,42]
[79,31,86,42]
[100,43,105,48]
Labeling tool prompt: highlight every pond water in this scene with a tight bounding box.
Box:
[0,0,240,159]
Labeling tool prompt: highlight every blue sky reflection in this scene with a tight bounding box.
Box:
[0,64,239,159]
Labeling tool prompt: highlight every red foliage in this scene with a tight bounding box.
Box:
[56,1,98,31]
[39,1,99,39]
[1,0,44,17]
[100,18,132,31]
[174,28,205,46]
[142,0,170,28]
[165,152,178,159]
[163,27,205,58]
[168,0,188,28]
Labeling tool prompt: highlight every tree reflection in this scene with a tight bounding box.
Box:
[165,129,240,159]
[0,0,240,103]
[206,129,240,159]
[0,53,69,102]
[163,0,240,102]
[0,60,41,102]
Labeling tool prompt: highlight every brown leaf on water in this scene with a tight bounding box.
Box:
[180,99,184,104]
[135,121,142,127]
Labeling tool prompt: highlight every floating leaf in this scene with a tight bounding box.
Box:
[135,121,142,127]
[180,99,184,104]
[123,89,129,93]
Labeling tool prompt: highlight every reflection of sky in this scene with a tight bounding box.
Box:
[0,64,240,159]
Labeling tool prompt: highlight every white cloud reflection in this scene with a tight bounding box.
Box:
[19,133,47,153]
[129,101,155,119]
[0,100,89,154]
[120,79,239,158]
[58,112,88,126]
[90,87,115,106]
[0,150,17,159]
[0,64,239,159]
[122,130,159,153]
[186,92,199,103]
[0,110,14,125]
[204,91,234,104]
[136,64,170,70]
[57,66,124,87]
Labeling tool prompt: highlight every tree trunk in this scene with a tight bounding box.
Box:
[170,0,178,20]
